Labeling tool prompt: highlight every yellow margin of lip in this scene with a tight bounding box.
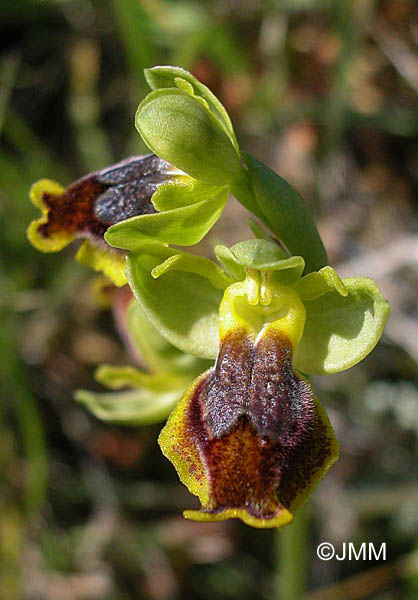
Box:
[183,506,294,529]
[27,178,74,252]
[76,240,127,287]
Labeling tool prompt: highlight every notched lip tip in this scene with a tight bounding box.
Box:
[183,506,293,529]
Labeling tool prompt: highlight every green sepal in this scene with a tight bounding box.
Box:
[135,87,241,184]
[74,376,183,426]
[144,65,238,152]
[152,253,233,290]
[293,277,390,375]
[229,239,287,268]
[292,266,348,301]
[228,240,305,285]
[105,184,228,250]
[174,77,196,96]
[126,242,221,359]
[126,301,211,376]
[242,153,328,273]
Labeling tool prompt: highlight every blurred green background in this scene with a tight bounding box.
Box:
[1,1,417,599]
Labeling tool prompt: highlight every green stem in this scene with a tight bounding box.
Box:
[275,504,309,600]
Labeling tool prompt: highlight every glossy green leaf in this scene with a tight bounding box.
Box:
[136,87,241,184]
[152,253,233,290]
[105,185,228,250]
[126,300,212,376]
[144,65,238,152]
[293,266,348,301]
[294,277,390,375]
[126,243,220,359]
[242,153,328,273]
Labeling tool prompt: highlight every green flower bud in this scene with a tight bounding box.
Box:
[135,87,242,185]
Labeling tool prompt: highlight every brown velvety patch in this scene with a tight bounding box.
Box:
[202,327,253,438]
[38,175,108,242]
[38,155,172,244]
[185,328,334,515]
[199,414,281,518]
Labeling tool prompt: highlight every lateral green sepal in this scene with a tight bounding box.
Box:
[126,242,221,360]
[294,277,390,374]
[152,253,233,290]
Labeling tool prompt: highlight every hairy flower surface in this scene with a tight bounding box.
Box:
[120,238,390,528]
[27,64,391,530]
[159,276,338,527]
[27,155,185,285]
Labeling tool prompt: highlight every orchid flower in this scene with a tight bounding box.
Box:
[28,154,228,285]
[120,239,389,527]
[27,65,390,529]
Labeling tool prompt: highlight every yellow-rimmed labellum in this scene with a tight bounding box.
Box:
[28,179,72,252]
[27,155,179,285]
[158,277,338,528]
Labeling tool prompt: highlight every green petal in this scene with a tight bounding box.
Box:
[152,253,233,290]
[292,266,348,301]
[74,384,182,426]
[144,65,239,152]
[135,88,241,184]
[126,301,212,376]
[151,179,218,211]
[242,153,328,273]
[126,243,220,359]
[105,185,228,249]
[294,277,390,375]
